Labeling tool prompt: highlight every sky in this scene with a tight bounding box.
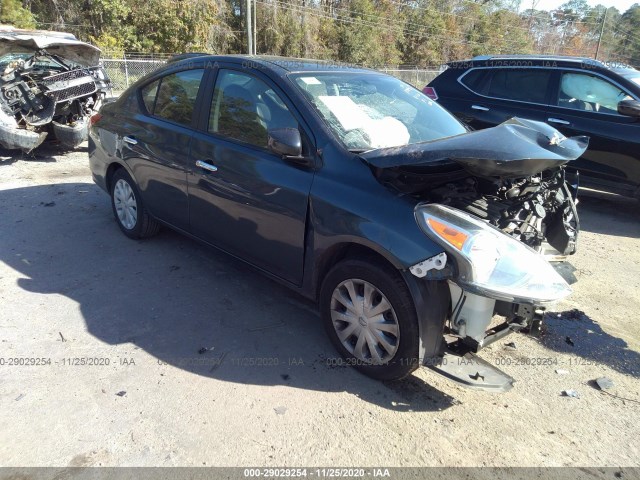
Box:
[525,0,638,12]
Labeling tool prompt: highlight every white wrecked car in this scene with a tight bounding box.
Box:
[0,26,111,151]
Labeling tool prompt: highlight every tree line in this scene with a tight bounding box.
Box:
[2,0,640,67]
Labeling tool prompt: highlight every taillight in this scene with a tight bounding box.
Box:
[422,86,438,101]
[90,113,102,126]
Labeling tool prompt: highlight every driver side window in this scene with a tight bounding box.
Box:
[208,69,298,149]
[557,72,632,114]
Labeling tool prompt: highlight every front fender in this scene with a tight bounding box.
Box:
[309,174,446,270]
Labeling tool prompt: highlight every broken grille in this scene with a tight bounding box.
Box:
[41,69,91,86]
[48,82,97,102]
[42,69,97,103]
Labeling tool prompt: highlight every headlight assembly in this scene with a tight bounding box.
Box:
[415,203,571,304]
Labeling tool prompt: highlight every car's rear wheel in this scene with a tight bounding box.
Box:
[320,258,423,381]
[110,169,160,239]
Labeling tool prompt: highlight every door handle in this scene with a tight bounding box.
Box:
[548,117,570,125]
[471,105,490,111]
[123,136,138,145]
[195,160,218,173]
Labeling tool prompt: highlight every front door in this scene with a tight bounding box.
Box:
[188,68,315,285]
[546,70,640,193]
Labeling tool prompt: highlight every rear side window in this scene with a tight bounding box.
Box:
[460,69,490,92]
[141,69,205,126]
[463,68,552,104]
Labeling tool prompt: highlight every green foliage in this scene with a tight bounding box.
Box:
[616,5,640,65]
[12,0,640,68]
[0,0,37,28]
[335,0,401,67]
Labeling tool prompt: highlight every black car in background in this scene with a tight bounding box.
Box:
[427,55,640,198]
[89,55,584,389]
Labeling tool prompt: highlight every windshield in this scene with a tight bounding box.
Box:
[0,53,30,70]
[0,52,67,71]
[291,72,466,151]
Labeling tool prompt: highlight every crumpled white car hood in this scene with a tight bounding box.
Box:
[0,28,101,66]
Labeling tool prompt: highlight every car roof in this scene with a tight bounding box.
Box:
[448,54,614,70]
[614,67,640,78]
[171,54,375,75]
[471,54,603,63]
[444,55,640,86]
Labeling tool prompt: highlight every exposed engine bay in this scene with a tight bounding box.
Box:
[0,28,111,151]
[424,169,579,257]
[362,118,586,258]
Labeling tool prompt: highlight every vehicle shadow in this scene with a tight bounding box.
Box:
[540,309,640,378]
[0,147,57,164]
[0,182,455,412]
[0,144,88,164]
[0,147,24,165]
[577,190,640,239]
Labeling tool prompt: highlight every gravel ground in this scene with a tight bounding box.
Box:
[0,145,639,468]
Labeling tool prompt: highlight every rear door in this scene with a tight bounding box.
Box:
[452,67,554,129]
[122,68,206,231]
[546,69,640,193]
[187,66,315,285]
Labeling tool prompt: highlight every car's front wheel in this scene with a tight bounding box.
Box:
[110,168,160,239]
[320,258,425,381]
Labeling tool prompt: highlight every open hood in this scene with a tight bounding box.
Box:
[0,29,101,66]
[359,118,589,178]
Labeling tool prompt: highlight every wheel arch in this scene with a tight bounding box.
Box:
[105,161,128,193]
[312,241,402,302]
[107,162,161,239]
[314,240,450,370]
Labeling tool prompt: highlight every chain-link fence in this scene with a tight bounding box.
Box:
[101,56,442,95]
[379,68,442,88]
[102,58,168,95]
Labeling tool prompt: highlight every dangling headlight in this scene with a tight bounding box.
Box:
[415,204,571,304]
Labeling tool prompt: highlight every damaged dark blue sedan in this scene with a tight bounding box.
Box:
[88,56,587,390]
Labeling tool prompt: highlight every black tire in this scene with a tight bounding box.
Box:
[320,257,423,381]
[110,168,160,239]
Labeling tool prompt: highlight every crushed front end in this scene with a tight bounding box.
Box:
[0,29,110,151]
[411,204,574,391]
[362,118,587,391]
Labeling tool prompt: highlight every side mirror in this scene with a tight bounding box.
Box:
[617,99,640,118]
[268,128,302,157]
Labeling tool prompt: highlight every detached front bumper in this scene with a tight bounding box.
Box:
[0,121,47,152]
[405,258,567,392]
[427,283,550,392]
